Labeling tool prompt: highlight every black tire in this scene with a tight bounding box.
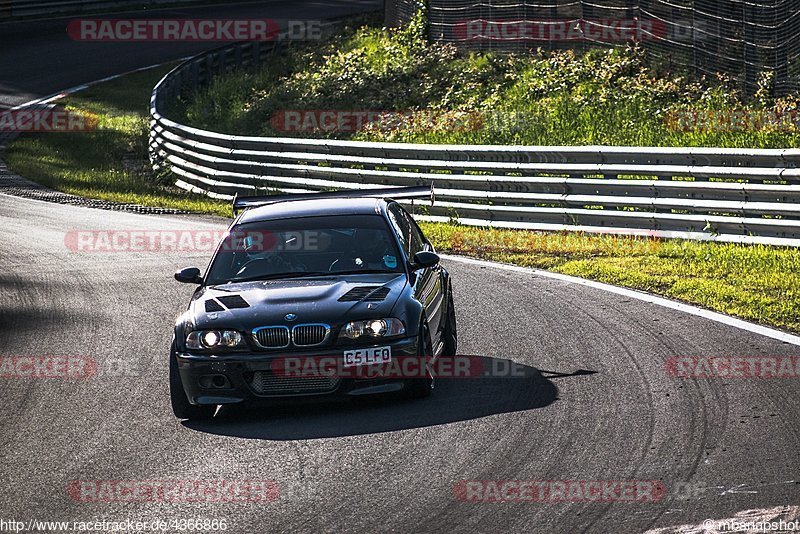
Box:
[169,342,215,420]
[442,285,457,357]
[406,321,434,398]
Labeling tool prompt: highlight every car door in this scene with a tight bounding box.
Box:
[396,205,444,352]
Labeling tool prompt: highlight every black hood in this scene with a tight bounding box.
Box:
[189,273,407,331]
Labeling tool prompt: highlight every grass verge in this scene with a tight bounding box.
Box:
[3,35,799,334]
[422,224,800,333]
[4,64,230,217]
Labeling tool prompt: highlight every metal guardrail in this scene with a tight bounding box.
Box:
[149,32,800,247]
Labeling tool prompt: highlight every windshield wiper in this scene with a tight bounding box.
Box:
[221,269,399,284]
[225,271,333,283]
[331,269,399,275]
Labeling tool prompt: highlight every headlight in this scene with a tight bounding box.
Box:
[186,330,246,350]
[340,318,405,340]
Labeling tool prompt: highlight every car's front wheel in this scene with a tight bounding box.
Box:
[405,321,434,398]
[169,341,215,420]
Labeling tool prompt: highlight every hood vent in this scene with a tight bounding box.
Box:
[363,287,390,301]
[204,295,249,312]
[217,295,250,309]
[338,286,390,302]
[205,299,225,312]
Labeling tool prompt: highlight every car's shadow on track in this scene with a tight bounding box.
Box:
[183,356,596,440]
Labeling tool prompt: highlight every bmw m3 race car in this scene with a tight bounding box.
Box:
[169,186,457,420]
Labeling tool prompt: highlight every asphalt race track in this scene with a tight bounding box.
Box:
[1,2,799,533]
[2,195,800,532]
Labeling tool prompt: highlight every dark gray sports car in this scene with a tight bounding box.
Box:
[170,186,457,420]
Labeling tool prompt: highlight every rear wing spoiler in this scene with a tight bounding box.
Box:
[232,185,435,216]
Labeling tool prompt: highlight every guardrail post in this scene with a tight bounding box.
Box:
[189,61,199,89]
[253,42,262,64]
[218,51,227,74]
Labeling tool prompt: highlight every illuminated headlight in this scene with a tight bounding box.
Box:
[186,330,245,350]
[340,318,405,340]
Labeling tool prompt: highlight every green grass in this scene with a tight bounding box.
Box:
[420,223,800,332]
[175,13,800,148]
[4,20,799,334]
[4,64,231,217]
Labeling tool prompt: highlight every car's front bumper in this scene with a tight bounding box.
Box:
[175,336,420,405]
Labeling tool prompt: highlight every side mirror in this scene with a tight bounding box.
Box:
[174,267,202,284]
[409,251,439,270]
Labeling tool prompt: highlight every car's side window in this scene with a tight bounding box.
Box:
[387,204,411,254]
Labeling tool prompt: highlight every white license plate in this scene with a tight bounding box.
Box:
[343,346,391,367]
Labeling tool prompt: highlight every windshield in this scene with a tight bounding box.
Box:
[204,214,404,285]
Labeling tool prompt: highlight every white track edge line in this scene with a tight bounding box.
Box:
[441,254,800,347]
